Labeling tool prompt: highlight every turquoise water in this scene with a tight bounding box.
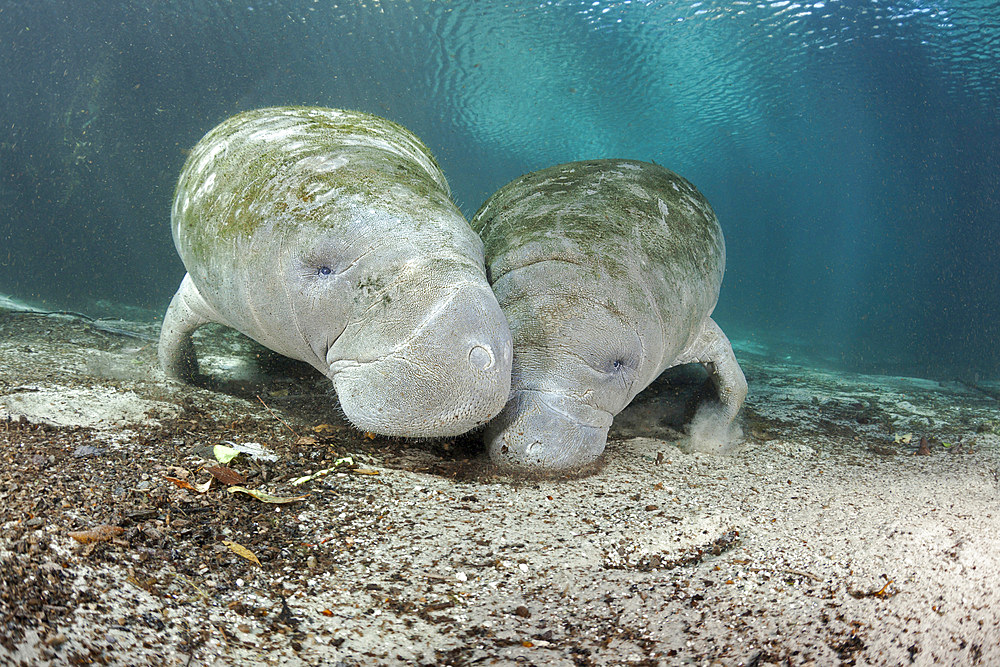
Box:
[1,0,997,378]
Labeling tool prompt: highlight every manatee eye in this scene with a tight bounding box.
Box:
[604,356,637,376]
[601,358,627,374]
[317,266,332,276]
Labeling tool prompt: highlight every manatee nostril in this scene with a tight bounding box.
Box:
[469,344,495,371]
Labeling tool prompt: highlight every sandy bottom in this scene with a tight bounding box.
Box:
[1,302,998,666]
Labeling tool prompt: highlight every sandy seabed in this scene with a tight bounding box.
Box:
[1,300,998,666]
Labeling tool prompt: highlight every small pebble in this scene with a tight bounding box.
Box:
[73,445,104,458]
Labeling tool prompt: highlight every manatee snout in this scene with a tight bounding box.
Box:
[330,285,512,437]
[485,390,612,471]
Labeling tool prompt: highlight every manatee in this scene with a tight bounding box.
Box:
[159,106,512,437]
[471,159,747,470]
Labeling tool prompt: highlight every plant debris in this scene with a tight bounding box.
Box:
[212,444,240,464]
[227,486,307,504]
[222,539,262,566]
[206,465,245,486]
[67,525,124,544]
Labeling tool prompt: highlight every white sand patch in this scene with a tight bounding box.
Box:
[0,386,181,428]
[892,399,938,417]
[197,354,266,382]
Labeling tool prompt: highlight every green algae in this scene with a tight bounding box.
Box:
[473,159,724,290]
[172,107,454,267]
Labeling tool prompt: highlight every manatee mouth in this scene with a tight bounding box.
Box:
[324,286,512,438]
[329,353,507,437]
[529,391,613,431]
[484,389,613,471]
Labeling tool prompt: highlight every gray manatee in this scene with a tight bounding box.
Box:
[159,106,512,437]
[471,159,747,470]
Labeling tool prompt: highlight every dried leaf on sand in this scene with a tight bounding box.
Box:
[68,525,124,544]
[222,540,261,566]
[227,486,306,504]
[206,465,245,486]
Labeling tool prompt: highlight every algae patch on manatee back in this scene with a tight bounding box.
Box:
[172,107,452,267]
[473,159,725,290]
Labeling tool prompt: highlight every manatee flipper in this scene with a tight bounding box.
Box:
[674,317,748,423]
[158,273,221,381]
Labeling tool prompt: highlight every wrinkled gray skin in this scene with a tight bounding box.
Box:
[159,107,512,437]
[472,159,747,470]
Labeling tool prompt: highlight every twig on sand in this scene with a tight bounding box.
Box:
[256,394,300,438]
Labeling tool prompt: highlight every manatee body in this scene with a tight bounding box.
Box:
[159,106,512,437]
[471,159,747,470]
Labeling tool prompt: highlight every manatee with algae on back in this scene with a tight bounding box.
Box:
[159,106,512,437]
[472,159,746,470]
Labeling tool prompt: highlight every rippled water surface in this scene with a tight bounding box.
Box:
[1,0,998,377]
